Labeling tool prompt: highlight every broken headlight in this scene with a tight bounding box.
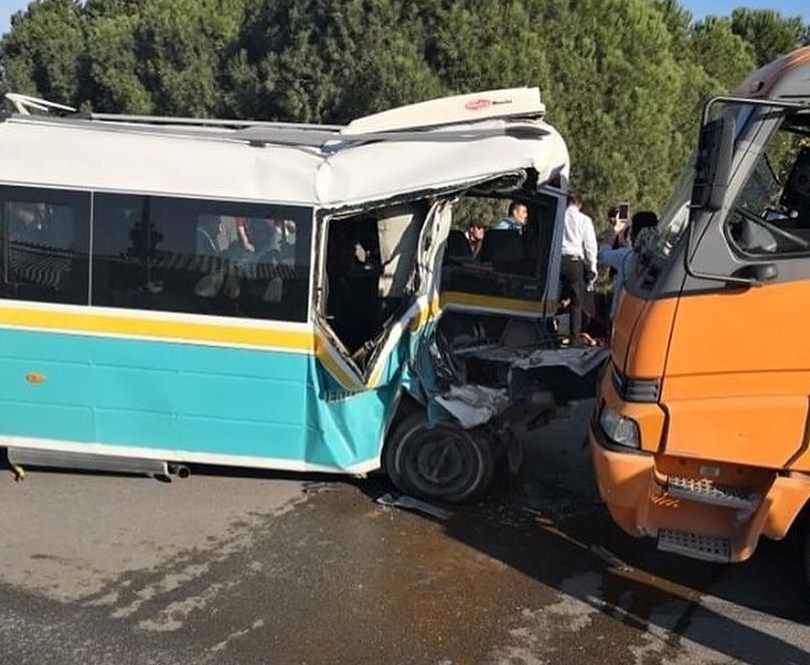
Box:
[599,406,640,449]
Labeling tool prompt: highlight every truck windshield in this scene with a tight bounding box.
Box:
[650,102,756,260]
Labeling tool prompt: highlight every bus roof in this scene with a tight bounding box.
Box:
[0,88,569,208]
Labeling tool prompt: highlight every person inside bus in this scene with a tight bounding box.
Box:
[229,217,292,301]
[241,218,281,256]
[7,201,50,245]
[466,220,486,257]
[493,200,528,233]
[280,219,297,262]
[194,215,241,299]
[598,210,658,319]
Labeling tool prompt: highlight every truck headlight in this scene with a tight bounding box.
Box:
[599,406,640,449]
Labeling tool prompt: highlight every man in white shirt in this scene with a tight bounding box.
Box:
[560,193,597,342]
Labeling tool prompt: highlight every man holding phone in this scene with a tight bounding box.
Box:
[598,209,658,319]
[607,204,630,248]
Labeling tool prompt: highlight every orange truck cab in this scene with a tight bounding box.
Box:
[590,46,810,569]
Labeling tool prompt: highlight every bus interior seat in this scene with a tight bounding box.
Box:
[478,229,527,273]
[444,229,473,262]
[326,216,383,354]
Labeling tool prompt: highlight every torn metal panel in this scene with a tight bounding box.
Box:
[465,345,608,378]
[435,385,511,429]
[507,348,609,403]
[376,492,453,520]
[314,194,452,392]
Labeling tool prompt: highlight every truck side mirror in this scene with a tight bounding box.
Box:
[692,117,735,212]
[731,262,778,285]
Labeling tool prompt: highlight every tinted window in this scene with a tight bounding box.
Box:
[92,194,312,322]
[0,186,90,305]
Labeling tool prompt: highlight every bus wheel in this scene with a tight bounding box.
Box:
[384,412,494,503]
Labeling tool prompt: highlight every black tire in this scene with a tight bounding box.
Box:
[384,411,495,502]
[804,522,810,592]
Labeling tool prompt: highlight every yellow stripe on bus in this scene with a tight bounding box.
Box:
[0,307,314,352]
[440,291,553,314]
[314,330,365,391]
[409,294,442,333]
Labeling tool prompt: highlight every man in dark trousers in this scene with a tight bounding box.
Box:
[560,193,597,344]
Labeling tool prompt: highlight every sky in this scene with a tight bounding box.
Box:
[684,0,808,20]
[0,0,808,36]
[2,0,33,36]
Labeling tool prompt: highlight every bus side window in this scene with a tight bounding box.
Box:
[92,193,312,323]
[0,186,90,305]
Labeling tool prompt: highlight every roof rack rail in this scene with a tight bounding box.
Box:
[88,113,344,132]
[4,93,76,116]
[2,88,550,152]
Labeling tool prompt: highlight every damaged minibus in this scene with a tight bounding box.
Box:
[590,46,810,569]
[0,89,605,501]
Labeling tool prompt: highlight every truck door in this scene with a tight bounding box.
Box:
[439,185,566,319]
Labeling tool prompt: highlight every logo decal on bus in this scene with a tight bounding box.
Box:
[465,99,493,111]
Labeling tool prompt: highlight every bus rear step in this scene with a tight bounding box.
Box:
[666,476,760,512]
[657,528,731,563]
[7,447,169,479]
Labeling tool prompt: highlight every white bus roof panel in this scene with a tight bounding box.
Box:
[0,102,568,207]
[0,120,322,204]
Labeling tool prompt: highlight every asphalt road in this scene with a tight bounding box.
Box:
[1,403,809,665]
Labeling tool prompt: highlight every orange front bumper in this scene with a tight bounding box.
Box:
[590,422,810,561]
[589,425,657,537]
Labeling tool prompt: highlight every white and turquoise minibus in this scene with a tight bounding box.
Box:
[0,89,605,500]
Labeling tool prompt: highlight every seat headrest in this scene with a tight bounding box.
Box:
[445,229,472,258]
[478,229,524,263]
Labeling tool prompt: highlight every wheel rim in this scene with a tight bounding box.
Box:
[417,439,465,485]
[400,425,481,499]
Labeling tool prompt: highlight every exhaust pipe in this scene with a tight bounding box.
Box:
[168,463,191,479]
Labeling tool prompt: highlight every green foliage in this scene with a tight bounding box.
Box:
[1,0,808,229]
[452,197,512,232]
[691,17,757,91]
[730,8,807,66]
[1,0,87,105]
[526,0,692,226]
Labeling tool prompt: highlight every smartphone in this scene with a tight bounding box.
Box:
[618,202,629,221]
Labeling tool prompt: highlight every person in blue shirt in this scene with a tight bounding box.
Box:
[598,210,658,319]
[493,201,528,233]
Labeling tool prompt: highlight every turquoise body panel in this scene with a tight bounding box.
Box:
[0,328,412,470]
